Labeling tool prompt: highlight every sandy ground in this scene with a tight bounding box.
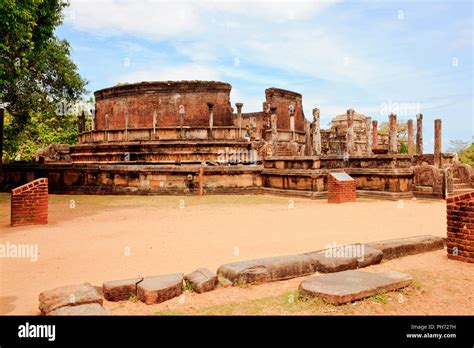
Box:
[0,193,450,315]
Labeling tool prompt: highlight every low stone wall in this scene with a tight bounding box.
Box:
[262,155,414,200]
[11,178,48,226]
[0,163,262,195]
[446,192,474,263]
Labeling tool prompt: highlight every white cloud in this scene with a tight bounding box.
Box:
[118,63,221,83]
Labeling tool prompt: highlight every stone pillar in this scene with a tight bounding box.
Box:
[125,111,129,141]
[372,120,378,151]
[270,106,278,156]
[198,167,204,196]
[289,105,295,142]
[179,105,185,139]
[105,113,109,142]
[366,117,372,155]
[153,110,157,140]
[78,111,85,134]
[416,113,423,154]
[407,119,414,155]
[304,120,311,156]
[207,102,214,139]
[236,102,243,138]
[91,111,95,131]
[311,108,321,156]
[0,106,4,164]
[388,113,398,153]
[434,119,442,168]
[346,109,355,156]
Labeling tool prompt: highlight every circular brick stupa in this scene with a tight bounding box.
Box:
[93,81,234,129]
[71,81,253,164]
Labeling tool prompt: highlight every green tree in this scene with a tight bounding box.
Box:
[1,0,87,160]
[458,143,474,167]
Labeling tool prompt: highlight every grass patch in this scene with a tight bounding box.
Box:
[371,293,388,304]
[128,294,139,303]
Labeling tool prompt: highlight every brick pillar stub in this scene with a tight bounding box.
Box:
[11,178,49,227]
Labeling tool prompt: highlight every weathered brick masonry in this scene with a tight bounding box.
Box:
[327,173,356,203]
[11,178,48,227]
[94,81,234,129]
[446,191,474,263]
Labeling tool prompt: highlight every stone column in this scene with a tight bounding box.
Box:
[125,111,129,141]
[304,120,311,156]
[416,113,423,154]
[388,113,398,153]
[289,105,295,142]
[434,119,442,168]
[179,105,185,139]
[207,102,214,139]
[236,102,243,138]
[311,108,321,155]
[407,119,414,155]
[78,111,84,134]
[346,109,355,155]
[105,113,109,142]
[366,117,372,155]
[91,110,95,131]
[152,110,157,140]
[0,106,4,164]
[270,106,278,156]
[372,120,378,151]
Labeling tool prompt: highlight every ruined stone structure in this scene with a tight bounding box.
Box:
[0,80,473,201]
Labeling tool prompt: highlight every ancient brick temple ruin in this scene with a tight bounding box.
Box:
[0,80,473,200]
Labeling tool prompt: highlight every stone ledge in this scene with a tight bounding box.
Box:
[298,270,412,305]
[366,235,444,260]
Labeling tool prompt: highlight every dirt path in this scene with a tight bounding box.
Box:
[0,194,447,315]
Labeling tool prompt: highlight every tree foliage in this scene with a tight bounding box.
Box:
[1,0,87,160]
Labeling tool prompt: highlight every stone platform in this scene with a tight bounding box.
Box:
[298,270,412,304]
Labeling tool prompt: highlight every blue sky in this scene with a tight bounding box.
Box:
[57,0,473,152]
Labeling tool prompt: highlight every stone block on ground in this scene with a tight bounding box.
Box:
[185,268,218,293]
[137,273,184,305]
[103,277,143,301]
[47,303,107,316]
[366,235,444,260]
[307,244,383,273]
[217,254,319,285]
[38,282,103,315]
[298,270,412,305]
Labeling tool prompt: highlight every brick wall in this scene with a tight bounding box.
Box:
[446,191,474,263]
[265,88,305,132]
[327,173,356,203]
[11,178,48,227]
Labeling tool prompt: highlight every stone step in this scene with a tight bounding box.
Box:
[453,183,471,189]
[452,188,474,196]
